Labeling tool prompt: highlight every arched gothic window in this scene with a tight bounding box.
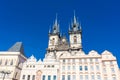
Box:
[10,59,13,65]
[74,36,77,43]
[0,59,2,65]
[52,38,55,45]
[5,60,8,65]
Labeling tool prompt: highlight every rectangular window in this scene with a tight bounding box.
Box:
[79,66,82,71]
[62,66,65,71]
[111,68,115,73]
[10,60,13,65]
[72,75,76,80]
[84,59,87,62]
[42,75,45,80]
[96,65,99,70]
[48,75,51,80]
[0,60,1,65]
[27,75,30,80]
[68,75,70,80]
[53,75,56,80]
[52,65,54,68]
[62,75,65,80]
[91,75,94,80]
[68,59,70,63]
[5,60,7,65]
[72,59,75,63]
[110,61,113,65]
[90,59,93,62]
[85,75,88,80]
[32,75,35,80]
[97,75,101,80]
[68,66,70,70]
[85,66,88,71]
[73,66,75,70]
[103,68,106,73]
[112,77,116,80]
[104,77,107,80]
[33,65,35,68]
[91,66,94,71]
[95,58,98,62]
[22,75,25,79]
[63,59,65,63]
[79,59,82,63]
[103,62,105,65]
[48,65,50,68]
[80,75,83,80]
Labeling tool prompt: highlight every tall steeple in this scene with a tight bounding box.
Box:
[69,12,82,50]
[69,11,80,33]
[51,14,60,35]
[73,11,77,24]
[48,14,60,51]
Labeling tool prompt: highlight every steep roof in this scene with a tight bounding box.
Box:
[8,42,24,55]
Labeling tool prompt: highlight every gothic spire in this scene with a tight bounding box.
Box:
[52,13,60,35]
[49,26,51,34]
[54,13,58,27]
[79,22,82,32]
[73,11,77,24]
[69,24,71,31]
[72,12,79,32]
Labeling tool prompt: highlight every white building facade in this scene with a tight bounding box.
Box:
[0,15,120,80]
[0,42,26,80]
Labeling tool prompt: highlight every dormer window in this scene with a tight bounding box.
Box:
[52,65,54,68]
[48,65,50,68]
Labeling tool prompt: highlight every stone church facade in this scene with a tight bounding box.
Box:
[0,14,120,80]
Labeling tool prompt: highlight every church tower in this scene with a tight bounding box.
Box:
[48,16,60,51]
[69,13,82,50]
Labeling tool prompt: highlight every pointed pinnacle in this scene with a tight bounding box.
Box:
[55,13,58,26]
[74,10,77,24]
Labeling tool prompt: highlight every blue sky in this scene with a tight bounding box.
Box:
[0,0,120,67]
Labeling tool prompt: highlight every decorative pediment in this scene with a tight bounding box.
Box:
[27,55,37,62]
[38,59,42,63]
[76,50,86,56]
[102,50,112,55]
[101,50,115,60]
[88,50,100,56]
